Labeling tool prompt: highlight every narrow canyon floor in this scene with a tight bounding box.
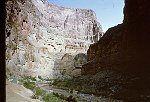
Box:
[6,75,123,102]
[5,0,150,102]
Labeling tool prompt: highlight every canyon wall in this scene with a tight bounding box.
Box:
[5,0,103,78]
[82,0,150,75]
[80,1,150,100]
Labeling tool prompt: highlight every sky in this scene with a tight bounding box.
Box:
[48,0,125,32]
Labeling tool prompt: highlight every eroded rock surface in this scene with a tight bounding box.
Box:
[5,0,103,78]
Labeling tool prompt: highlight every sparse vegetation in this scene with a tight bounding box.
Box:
[19,76,37,82]
[19,76,67,102]
[34,87,46,96]
[42,93,62,102]
[19,76,36,90]
[31,89,65,102]
[38,75,43,80]
[50,78,94,95]
[6,67,13,79]
[19,75,117,102]
[23,81,36,90]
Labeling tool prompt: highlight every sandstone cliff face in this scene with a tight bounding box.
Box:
[5,0,103,78]
[82,0,150,75]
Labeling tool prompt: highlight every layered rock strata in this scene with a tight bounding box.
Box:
[5,0,103,78]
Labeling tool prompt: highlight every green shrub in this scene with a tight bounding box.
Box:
[59,94,68,100]
[23,81,36,90]
[38,76,43,80]
[42,93,62,102]
[22,76,36,81]
[18,79,24,83]
[27,76,36,81]
[34,88,46,96]
[51,79,72,88]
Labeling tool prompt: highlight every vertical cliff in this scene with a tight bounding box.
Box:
[5,0,103,78]
[81,0,150,101]
[82,0,150,75]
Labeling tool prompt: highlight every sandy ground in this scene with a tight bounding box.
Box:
[6,80,42,102]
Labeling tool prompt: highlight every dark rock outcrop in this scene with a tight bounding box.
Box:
[81,0,150,101]
[82,0,150,75]
[74,53,87,68]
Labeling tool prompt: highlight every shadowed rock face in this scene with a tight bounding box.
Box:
[82,0,150,75]
[53,53,87,78]
[74,53,87,68]
[5,0,103,78]
[81,0,150,101]
[123,0,150,24]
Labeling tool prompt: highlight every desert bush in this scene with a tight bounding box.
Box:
[42,93,62,102]
[34,87,46,96]
[20,76,36,82]
[38,76,43,80]
[19,76,37,90]
[23,81,36,90]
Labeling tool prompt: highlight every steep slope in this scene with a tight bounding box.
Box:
[6,80,42,102]
[5,0,103,79]
[81,0,150,101]
[82,0,150,75]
